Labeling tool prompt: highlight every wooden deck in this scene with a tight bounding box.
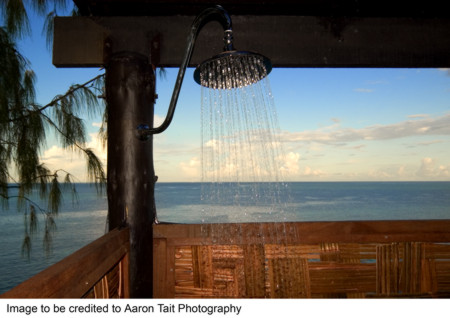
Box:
[2,220,450,298]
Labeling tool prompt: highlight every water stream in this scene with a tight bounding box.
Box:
[199,63,290,243]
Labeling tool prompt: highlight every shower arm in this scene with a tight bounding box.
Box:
[137,5,234,139]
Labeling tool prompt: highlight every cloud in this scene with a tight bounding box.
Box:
[280,113,450,145]
[407,114,429,119]
[350,144,366,150]
[302,166,325,177]
[42,145,66,161]
[154,114,164,127]
[331,118,341,123]
[354,88,374,93]
[92,122,102,128]
[41,146,87,180]
[40,132,107,182]
[278,152,300,175]
[179,157,201,180]
[416,157,449,178]
[417,140,445,146]
[438,68,450,76]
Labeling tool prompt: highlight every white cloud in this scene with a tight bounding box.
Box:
[367,169,392,179]
[41,146,87,180]
[179,157,201,180]
[417,157,449,178]
[154,114,164,127]
[40,132,107,182]
[417,157,436,177]
[278,152,300,175]
[303,166,325,177]
[280,113,450,145]
[354,88,374,93]
[408,114,429,119]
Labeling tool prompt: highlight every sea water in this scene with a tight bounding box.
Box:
[1,181,450,293]
[0,184,108,294]
[156,181,450,223]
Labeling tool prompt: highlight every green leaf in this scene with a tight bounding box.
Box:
[85,148,106,193]
[2,0,30,39]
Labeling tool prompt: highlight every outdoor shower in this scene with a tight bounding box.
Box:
[137,5,272,139]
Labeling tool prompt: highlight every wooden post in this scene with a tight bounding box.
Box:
[105,52,156,298]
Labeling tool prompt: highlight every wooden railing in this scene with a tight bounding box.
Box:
[153,220,450,298]
[3,220,450,298]
[0,227,130,298]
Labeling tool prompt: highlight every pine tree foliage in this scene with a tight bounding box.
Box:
[0,0,107,257]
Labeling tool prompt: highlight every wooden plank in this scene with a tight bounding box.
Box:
[192,246,213,289]
[1,227,130,298]
[423,243,450,259]
[153,238,168,297]
[54,16,450,68]
[165,245,177,298]
[435,261,450,292]
[154,220,450,244]
[420,259,438,294]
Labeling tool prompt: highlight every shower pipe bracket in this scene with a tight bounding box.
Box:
[137,5,234,139]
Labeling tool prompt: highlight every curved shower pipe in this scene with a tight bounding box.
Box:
[137,5,234,138]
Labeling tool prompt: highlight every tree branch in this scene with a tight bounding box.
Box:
[4,73,105,123]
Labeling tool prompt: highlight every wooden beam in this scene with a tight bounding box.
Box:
[153,220,450,244]
[72,0,450,18]
[53,15,450,68]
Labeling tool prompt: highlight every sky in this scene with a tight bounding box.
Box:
[12,6,450,183]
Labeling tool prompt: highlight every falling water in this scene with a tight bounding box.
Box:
[199,55,289,228]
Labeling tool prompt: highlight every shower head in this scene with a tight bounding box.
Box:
[138,5,273,137]
[194,50,272,89]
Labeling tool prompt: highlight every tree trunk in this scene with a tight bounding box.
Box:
[105,52,156,298]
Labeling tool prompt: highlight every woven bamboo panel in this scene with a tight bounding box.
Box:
[167,241,450,298]
[153,222,450,298]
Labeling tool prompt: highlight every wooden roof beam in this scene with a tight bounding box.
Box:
[53,15,450,68]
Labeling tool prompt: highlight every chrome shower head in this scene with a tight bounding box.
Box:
[194,50,272,89]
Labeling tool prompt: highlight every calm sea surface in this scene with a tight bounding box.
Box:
[1,181,449,293]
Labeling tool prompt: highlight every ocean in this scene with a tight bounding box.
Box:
[1,181,449,294]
